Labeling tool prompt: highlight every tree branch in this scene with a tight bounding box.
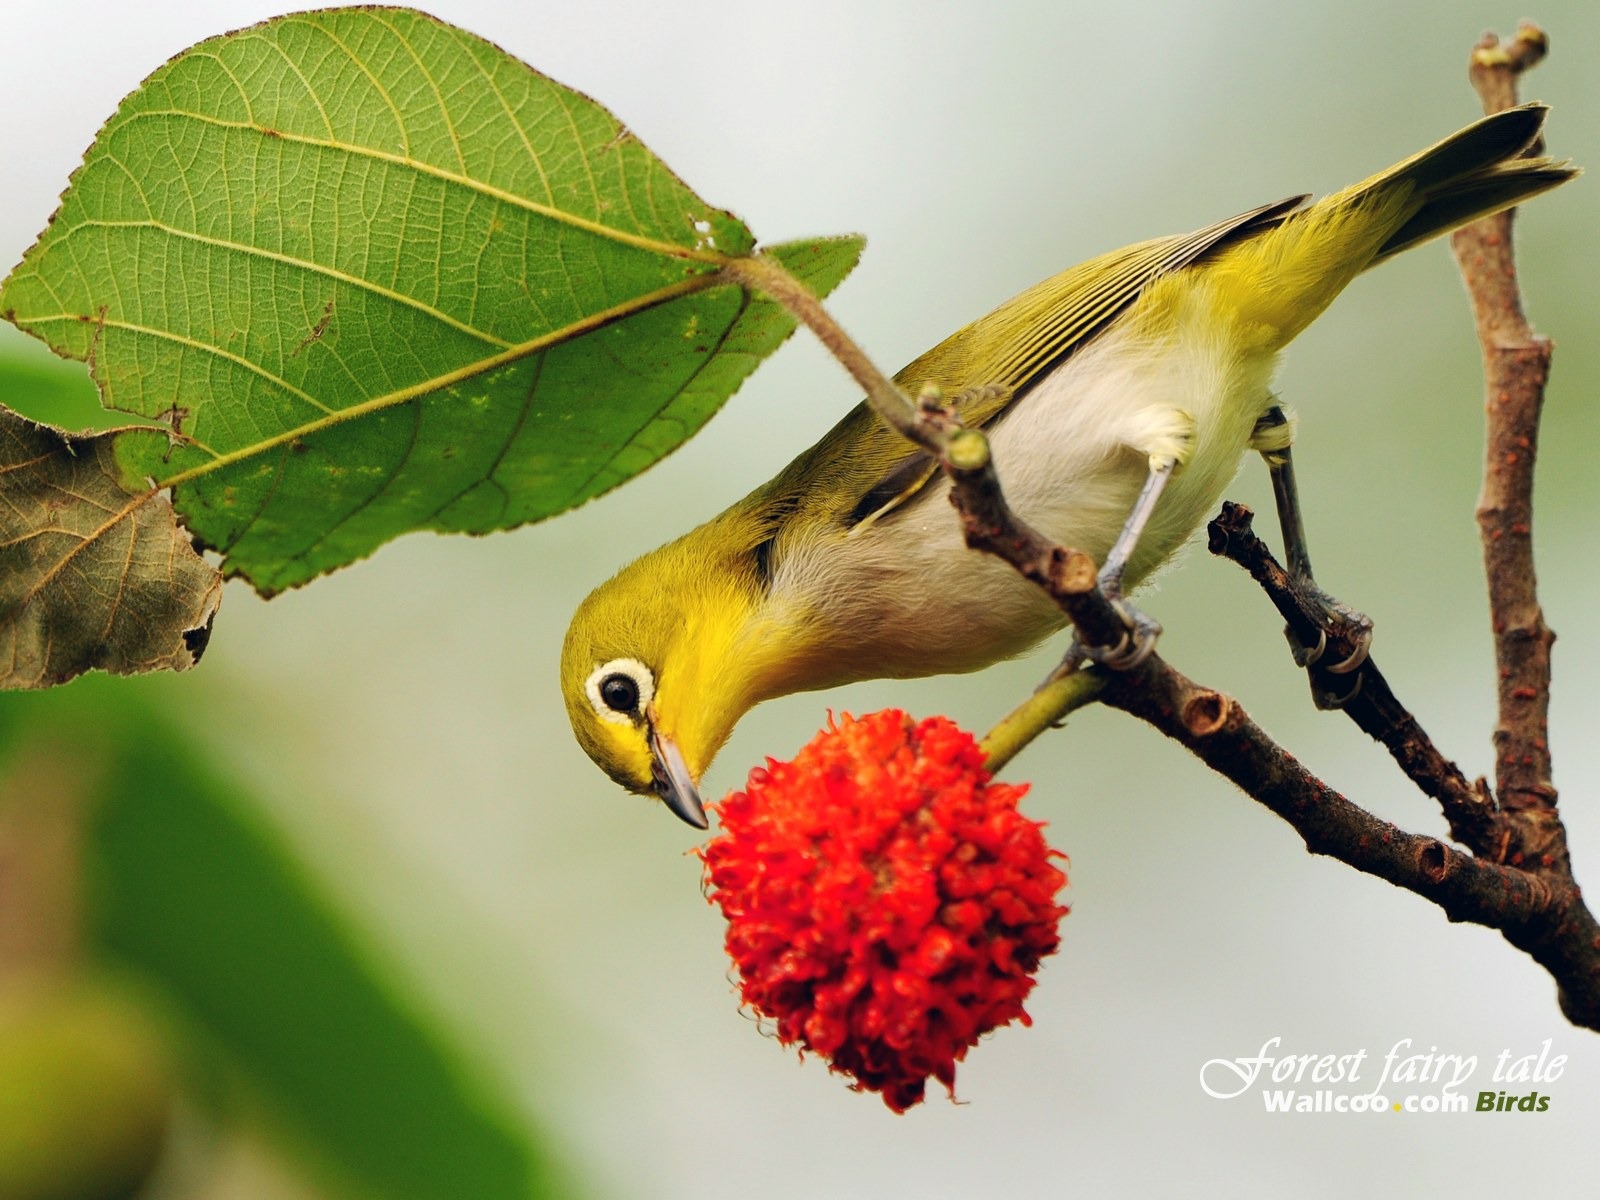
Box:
[1450,23,1562,841]
[1092,657,1600,1028]
[939,425,1130,653]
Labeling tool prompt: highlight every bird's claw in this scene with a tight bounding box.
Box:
[1073,600,1162,671]
[1288,626,1326,670]
[1310,669,1364,710]
[1283,590,1373,709]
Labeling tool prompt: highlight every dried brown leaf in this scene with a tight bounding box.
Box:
[0,409,220,689]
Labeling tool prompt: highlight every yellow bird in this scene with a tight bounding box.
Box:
[562,104,1574,828]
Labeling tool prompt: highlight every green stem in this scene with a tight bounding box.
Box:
[981,669,1106,775]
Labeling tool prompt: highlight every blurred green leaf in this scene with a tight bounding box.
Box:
[1,682,573,1200]
[0,405,221,690]
[0,6,862,596]
[0,326,124,433]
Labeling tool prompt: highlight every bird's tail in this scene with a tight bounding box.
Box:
[1359,102,1576,266]
[1214,103,1576,345]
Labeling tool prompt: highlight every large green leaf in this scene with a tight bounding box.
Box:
[1,7,862,596]
[0,680,575,1199]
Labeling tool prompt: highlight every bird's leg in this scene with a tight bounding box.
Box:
[1251,404,1373,708]
[1099,458,1172,606]
[1069,457,1174,671]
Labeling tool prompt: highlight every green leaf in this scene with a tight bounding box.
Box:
[0,7,861,595]
[0,405,221,689]
[1,680,575,1199]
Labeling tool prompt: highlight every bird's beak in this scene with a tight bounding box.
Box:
[648,726,707,830]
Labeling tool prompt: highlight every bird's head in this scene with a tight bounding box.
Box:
[560,518,785,829]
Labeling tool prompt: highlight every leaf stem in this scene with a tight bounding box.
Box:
[719,255,933,452]
[980,670,1105,776]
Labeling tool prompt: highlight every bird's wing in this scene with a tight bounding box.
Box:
[826,194,1309,530]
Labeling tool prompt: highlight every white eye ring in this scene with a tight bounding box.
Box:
[585,658,655,726]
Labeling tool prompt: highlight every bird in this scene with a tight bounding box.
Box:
[561,103,1575,829]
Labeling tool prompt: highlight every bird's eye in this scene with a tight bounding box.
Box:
[585,658,655,725]
[600,673,639,713]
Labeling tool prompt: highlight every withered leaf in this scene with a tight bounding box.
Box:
[0,408,221,689]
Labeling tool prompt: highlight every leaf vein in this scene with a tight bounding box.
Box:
[216,441,292,556]
[155,271,724,492]
[7,489,156,619]
[260,24,339,140]
[456,26,554,207]
[62,217,515,351]
[367,9,466,174]
[420,348,545,529]
[311,15,414,160]
[14,310,322,434]
[286,398,423,566]
[563,285,750,508]
[185,49,255,124]
[112,108,724,265]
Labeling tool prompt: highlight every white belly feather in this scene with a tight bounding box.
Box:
[770,295,1282,684]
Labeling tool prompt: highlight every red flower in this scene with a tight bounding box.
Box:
[699,710,1068,1112]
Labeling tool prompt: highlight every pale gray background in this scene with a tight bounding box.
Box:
[3,1,1598,1196]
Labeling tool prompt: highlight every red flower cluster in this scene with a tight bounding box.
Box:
[700,710,1068,1112]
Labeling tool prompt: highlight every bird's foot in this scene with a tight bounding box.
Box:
[1285,585,1373,709]
[1071,598,1162,672]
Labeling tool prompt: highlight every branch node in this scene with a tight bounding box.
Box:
[1469,23,1548,72]
[1181,690,1231,738]
[1050,546,1098,595]
[1419,840,1452,885]
[944,428,991,472]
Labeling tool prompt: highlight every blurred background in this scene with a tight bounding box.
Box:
[1,0,1597,1196]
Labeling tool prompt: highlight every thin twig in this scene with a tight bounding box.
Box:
[723,253,1133,664]
[719,255,937,452]
[1207,502,1498,851]
[980,669,1105,777]
[939,426,1129,651]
